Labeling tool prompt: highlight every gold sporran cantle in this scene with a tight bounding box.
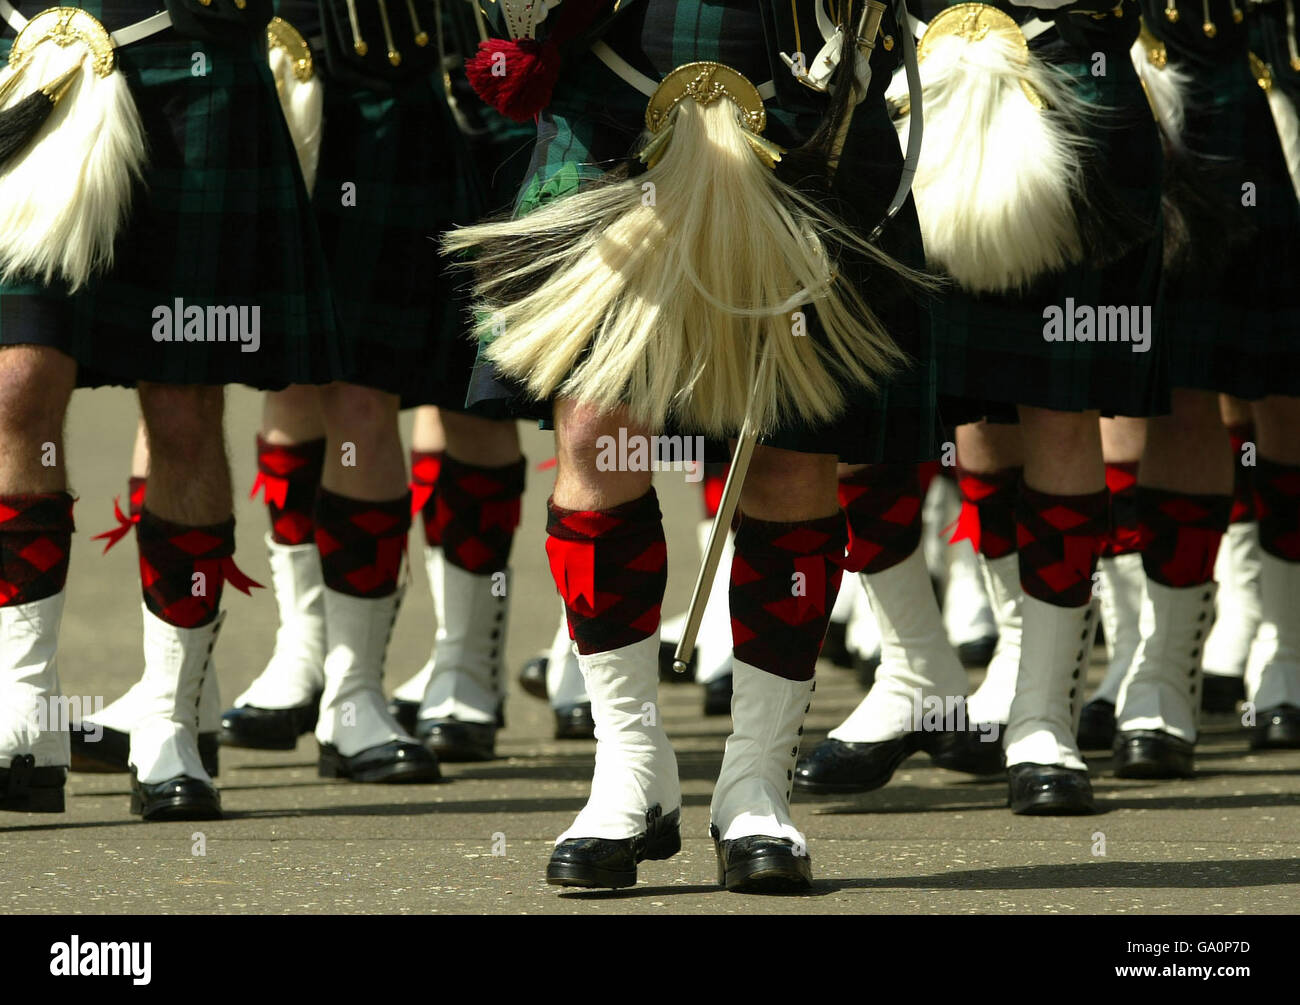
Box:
[0,5,147,290]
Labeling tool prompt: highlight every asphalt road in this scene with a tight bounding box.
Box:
[1,386,1297,914]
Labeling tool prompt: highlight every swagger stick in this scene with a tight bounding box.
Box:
[672,353,770,674]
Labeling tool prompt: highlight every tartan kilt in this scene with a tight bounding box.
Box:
[0,3,344,389]
[310,60,533,409]
[1145,0,1300,397]
[930,3,1171,424]
[465,0,943,465]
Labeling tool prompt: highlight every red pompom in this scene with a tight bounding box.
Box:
[465,37,563,123]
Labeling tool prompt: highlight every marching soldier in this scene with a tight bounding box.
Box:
[0,0,344,817]
[450,0,942,890]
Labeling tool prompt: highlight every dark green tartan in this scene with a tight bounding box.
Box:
[286,0,535,407]
[467,0,942,465]
[0,1,344,389]
[1145,0,1300,397]
[926,0,1170,422]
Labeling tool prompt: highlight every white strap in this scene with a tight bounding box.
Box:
[111,10,173,48]
[0,0,27,33]
[870,0,922,241]
[0,1,173,47]
[592,39,776,101]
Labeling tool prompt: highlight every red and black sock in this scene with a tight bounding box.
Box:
[1253,457,1300,561]
[0,493,75,606]
[955,465,1020,560]
[839,463,922,574]
[1102,461,1141,557]
[546,489,666,655]
[730,512,847,681]
[432,455,525,574]
[1135,487,1230,588]
[137,509,241,628]
[1228,423,1256,524]
[314,489,410,598]
[253,435,326,546]
[1016,485,1108,607]
[410,449,444,547]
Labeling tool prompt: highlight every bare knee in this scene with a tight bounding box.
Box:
[319,382,399,447]
[139,383,225,467]
[441,410,521,466]
[0,346,74,442]
[742,445,838,521]
[553,398,651,509]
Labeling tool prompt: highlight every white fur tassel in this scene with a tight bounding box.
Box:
[446,98,912,437]
[0,43,146,291]
[1129,38,1188,144]
[888,32,1088,294]
[269,44,323,194]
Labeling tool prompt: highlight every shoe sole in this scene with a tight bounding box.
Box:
[1010,791,1095,815]
[317,756,441,784]
[720,856,813,893]
[130,791,222,822]
[546,819,681,890]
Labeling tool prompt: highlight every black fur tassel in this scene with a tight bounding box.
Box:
[0,62,83,169]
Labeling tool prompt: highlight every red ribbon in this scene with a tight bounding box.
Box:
[409,481,435,517]
[194,556,264,595]
[249,471,289,510]
[91,496,139,554]
[946,499,982,552]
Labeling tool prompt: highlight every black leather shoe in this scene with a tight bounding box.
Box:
[822,620,851,669]
[794,732,934,794]
[1113,729,1195,778]
[220,697,319,752]
[553,702,595,740]
[1251,704,1300,749]
[853,651,880,690]
[658,641,695,682]
[929,724,1006,775]
[130,772,222,821]
[703,675,732,717]
[1077,698,1116,750]
[518,656,549,700]
[956,636,997,669]
[713,829,812,892]
[72,722,220,777]
[1007,762,1095,815]
[388,698,419,736]
[0,755,66,813]
[1201,673,1246,714]
[318,740,441,783]
[546,805,681,889]
[416,718,497,761]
